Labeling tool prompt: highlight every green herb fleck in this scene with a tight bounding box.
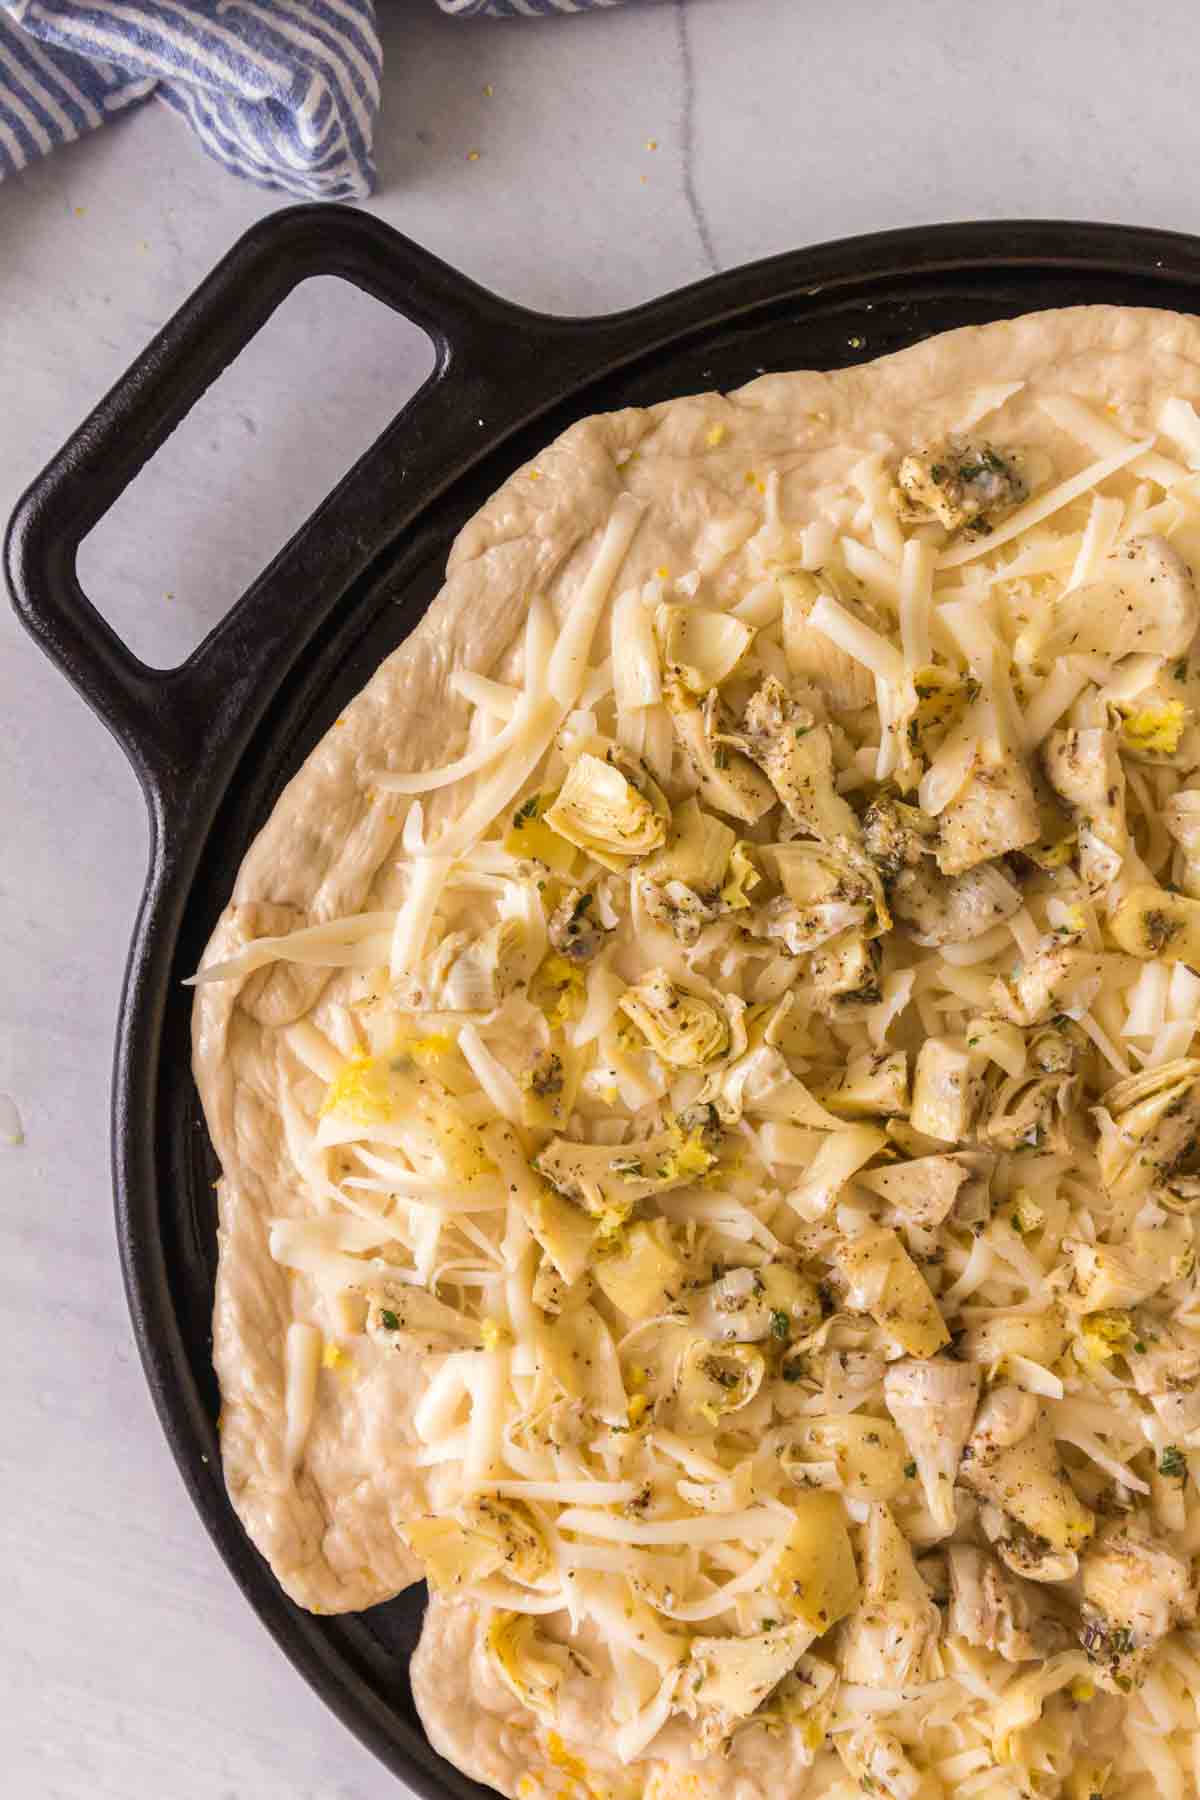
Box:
[770,1309,790,1341]
[1160,1445,1187,1479]
[379,1309,400,1331]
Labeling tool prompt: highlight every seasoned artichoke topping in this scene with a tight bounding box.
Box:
[544,750,670,869]
[895,439,1027,534]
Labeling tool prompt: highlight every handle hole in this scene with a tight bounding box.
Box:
[76,276,435,672]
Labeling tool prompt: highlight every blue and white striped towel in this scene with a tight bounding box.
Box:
[0,0,627,199]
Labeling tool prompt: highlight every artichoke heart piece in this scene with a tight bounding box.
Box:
[686,1620,816,1740]
[983,1064,1077,1154]
[644,796,736,893]
[782,1415,910,1501]
[1019,534,1199,664]
[486,1612,564,1722]
[992,934,1105,1028]
[863,793,936,882]
[486,1122,599,1285]
[895,439,1026,534]
[406,1498,549,1593]
[859,1150,983,1230]
[830,1226,950,1358]
[1079,1520,1195,1692]
[839,1503,941,1688]
[429,918,525,1011]
[534,1122,718,1226]
[935,737,1041,876]
[655,602,755,691]
[665,681,777,824]
[619,968,730,1068]
[821,1049,909,1120]
[726,675,861,842]
[910,1036,985,1144]
[809,930,882,1020]
[761,841,890,942]
[1110,883,1200,963]
[891,857,1022,948]
[884,1359,981,1536]
[1095,1058,1200,1204]
[543,751,670,871]
[1042,727,1128,897]
[836,1729,924,1800]
[960,1386,1094,1554]
[959,1308,1068,1371]
[677,1338,765,1424]
[769,1491,860,1634]
[591,1219,684,1321]
[1069,1219,1193,1309]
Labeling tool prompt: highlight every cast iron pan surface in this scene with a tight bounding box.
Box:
[12,207,1200,1792]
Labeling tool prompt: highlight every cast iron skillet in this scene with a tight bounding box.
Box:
[11,208,1200,1792]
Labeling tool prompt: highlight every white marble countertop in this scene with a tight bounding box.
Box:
[5,1,1200,1793]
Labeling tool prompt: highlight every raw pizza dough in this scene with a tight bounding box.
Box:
[193,304,1200,1788]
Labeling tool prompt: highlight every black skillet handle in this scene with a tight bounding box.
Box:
[4,205,588,824]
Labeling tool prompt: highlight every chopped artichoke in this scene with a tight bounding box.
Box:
[783,1414,910,1500]
[895,439,1026,533]
[946,1543,1070,1664]
[891,857,1022,948]
[808,929,882,1019]
[830,1226,950,1358]
[910,1036,985,1143]
[1042,727,1128,896]
[859,1150,981,1230]
[836,1728,924,1800]
[486,1612,564,1722]
[687,1620,815,1743]
[665,681,777,823]
[991,933,1105,1027]
[862,793,935,882]
[486,1121,598,1284]
[960,1386,1094,1554]
[821,1049,909,1119]
[643,796,736,894]
[760,841,890,942]
[839,1503,941,1687]
[1095,1058,1200,1204]
[1068,1221,1192,1309]
[935,738,1041,875]
[547,888,607,963]
[655,602,755,691]
[726,675,861,841]
[1110,883,1200,963]
[406,1498,549,1593]
[769,1491,860,1634]
[543,752,670,871]
[1079,1518,1195,1691]
[618,968,730,1068]
[982,1064,1076,1153]
[677,1338,765,1424]
[534,1127,709,1229]
[697,1263,821,1343]
[1019,534,1199,664]
[883,1358,981,1535]
[591,1219,684,1321]
[959,1308,1069,1371]
[781,570,876,713]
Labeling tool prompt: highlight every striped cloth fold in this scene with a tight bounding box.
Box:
[0,0,626,197]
